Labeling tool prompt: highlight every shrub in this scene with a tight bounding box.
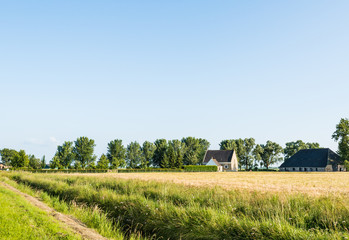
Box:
[183,165,217,172]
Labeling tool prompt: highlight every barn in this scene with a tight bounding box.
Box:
[203,150,238,171]
[279,148,346,172]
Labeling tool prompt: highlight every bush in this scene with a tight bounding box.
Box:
[183,165,217,172]
[117,168,183,173]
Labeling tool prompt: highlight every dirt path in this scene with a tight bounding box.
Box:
[0,182,108,240]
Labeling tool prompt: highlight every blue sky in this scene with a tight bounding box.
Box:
[1,1,348,160]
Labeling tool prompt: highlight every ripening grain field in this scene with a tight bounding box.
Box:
[2,172,349,240]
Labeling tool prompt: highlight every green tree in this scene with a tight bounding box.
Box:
[260,141,283,169]
[12,150,29,168]
[73,137,96,169]
[252,144,263,169]
[284,140,320,160]
[96,154,109,169]
[107,139,126,169]
[28,155,41,169]
[50,156,63,169]
[126,141,144,168]
[168,140,185,168]
[182,137,210,165]
[153,139,168,167]
[219,138,255,170]
[332,118,349,162]
[0,148,18,166]
[41,155,46,169]
[141,141,155,168]
[53,141,74,168]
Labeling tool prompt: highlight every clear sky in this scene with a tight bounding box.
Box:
[1,1,348,160]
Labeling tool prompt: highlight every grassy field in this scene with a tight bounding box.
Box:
[1,171,349,239]
[0,184,81,240]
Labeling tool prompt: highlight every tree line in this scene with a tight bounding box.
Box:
[1,118,348,170]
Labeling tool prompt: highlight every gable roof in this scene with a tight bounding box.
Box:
[203,150,234,164]
[206,158,222,166]
[279,148,341,168]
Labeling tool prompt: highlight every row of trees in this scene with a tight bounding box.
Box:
[0,148,46,169]
[49,137,209,170]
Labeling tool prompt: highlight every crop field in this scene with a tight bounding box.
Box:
[1,172,349,239]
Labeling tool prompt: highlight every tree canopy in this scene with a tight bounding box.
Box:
[332,118,349,162]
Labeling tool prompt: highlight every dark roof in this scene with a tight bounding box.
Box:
[279,148,341,168]
[203,150,234,163]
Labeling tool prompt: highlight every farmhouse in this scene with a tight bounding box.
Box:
[0,162,10,170]
[203,150,238,171]
[279,148,346,172]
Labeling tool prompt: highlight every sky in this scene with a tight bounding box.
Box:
[1,1,348,160]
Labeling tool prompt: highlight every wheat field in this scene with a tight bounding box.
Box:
[78,172,349,196]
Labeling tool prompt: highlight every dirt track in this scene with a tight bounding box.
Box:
[0,182,108,240]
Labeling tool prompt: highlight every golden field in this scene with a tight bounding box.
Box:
[79,172,349,196]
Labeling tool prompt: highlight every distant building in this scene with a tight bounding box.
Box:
[203,150,238,171]
[279,148,346,172]
[0,162,10,170]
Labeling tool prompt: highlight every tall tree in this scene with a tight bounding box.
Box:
[182,137,210,165]
[28,155,41,169]
[50,156,62,169]
[96,154,109,169]
[53,141,74,168]
[126,141,144,168]
[284,140,320,160]
[153,139,168,167]
[12,150,29,168]
[219,138,255,170]
[0,148,18,166]
[169,139,185,168]
[107,139,126,169]
[41,155,46,169]
[141,141,156,168]
[260,141,283,169]
[252,144,263,169]
[332,118,349,162]
[73,137,96,169]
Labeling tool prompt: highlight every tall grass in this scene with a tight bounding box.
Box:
[5,172,349,239]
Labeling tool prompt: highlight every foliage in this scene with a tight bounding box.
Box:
[284,140,320,160]
[73,137,96,169]
[52,141,74,169]
[41,155,46,169]
[219,138,255,169]
[259,141,283,169]
[153,139,168,167]
[96,154,109,169]
[28,155,41,169]
[12,150,29,168]
[126,142,144,168]
[344,160,349,171]
[332,118,349,162]
[141,141,155,168]
[181,137,210,165]
[0,148,18,166]
[107,139,126,169]
[183,165,217,172]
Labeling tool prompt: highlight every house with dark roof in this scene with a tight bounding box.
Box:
[279,148,346,172]
[203,150,238,171]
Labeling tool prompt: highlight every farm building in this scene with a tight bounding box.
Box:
[203,150,238,171]
[279,148,346,172]
[0,162,10,170]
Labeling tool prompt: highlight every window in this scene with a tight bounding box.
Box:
[293,168,295,171]
[224,165,228,169]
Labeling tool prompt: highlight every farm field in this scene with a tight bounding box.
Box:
[1,171,349,240]
[82,172,349,196]
[0,183,81,240]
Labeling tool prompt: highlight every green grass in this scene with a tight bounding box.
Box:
[0,184,81,240]
[3,172,349,239]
